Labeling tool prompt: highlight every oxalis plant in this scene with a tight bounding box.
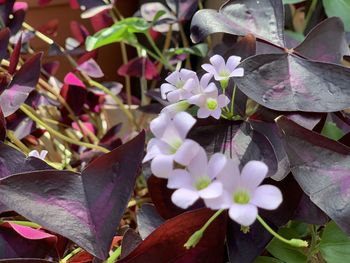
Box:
[0,0,350,262]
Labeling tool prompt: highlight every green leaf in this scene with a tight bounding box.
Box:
[320,221,350,263]
[254,256,284,263]
[85,17,150,51]
[321,121,344,141]
[152,10,167,23]
[267,228,307,263]
[323,0,350,31]
[283,0,306,4]
[167,43,208,57]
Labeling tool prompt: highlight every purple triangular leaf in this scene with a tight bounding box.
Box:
[276,116,350,235]
[0,28,10,62]
[0,53,42,117]
[190,0,285,47]
[294,17,350,64]
[0,131,145,259]
[235,53,350,112]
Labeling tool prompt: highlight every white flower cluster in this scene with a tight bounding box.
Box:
[143,55,283,226]
[160,54,244,119]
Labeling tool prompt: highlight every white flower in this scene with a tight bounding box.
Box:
[161,100,190,117]
[160,69,198,103]
[206,160,283,226]
[202,55,244,82]
[168,147,227,209]
[143,112,200,178]
[187,74,230,119]
[28,150,48,160]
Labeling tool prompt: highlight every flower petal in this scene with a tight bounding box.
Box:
[161,101,190,117]
[167,169,194,189]
[217,94,230,107]
[160,83,176,100]
[167,89,183,103]
[198,181,223,199]
[187,94,205,106]
[187,146,208,178]
[171,188,199,209]
[201,64,217,75]
[199,73,213,89]
[229,203,258,226]
[172,111,196,139]
[180,69,197,81]
[226,55,241,72]
[204,190,232,209]
[197,107,210,119]
[150,113,169,138]
[240,161,268,190]
[39,150,48,160]
[165,70,180,85]
[230,67,244,77]
[151,154,174,178]
[28,150,39,158]
[251,185,283,210]
[174,139,200,166]
[210,108,222,119]
[207,153,227,179]
[216,159,240,191]
[209,54,225,71]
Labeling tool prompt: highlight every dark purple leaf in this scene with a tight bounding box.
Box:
[0,53,42,117]
[120,229,142,259]
[190,0,285,47]
[189,120,278,177]
[60,84,87,117]
[147,176,197,219]
[0,108,5,141]
[76,0,106,9]
[70,21,90,44]
[294,17,350,64]
[8,34,22,75]
[235,53,350,112]
[0,131,145,259]
[99,123,122,150]
[227,218,273,263]
[8,9,26,34]
[136,204,165,240]
[293,193,329,225]
[0,28,10,62]
[0,141,53,180]
[276,116,350,235]
[117,57,159,80]
[118,209,227,263]
[0,222,57,259]
[77,58,104,78]
[0,1,14,28]
[166,0,197,21]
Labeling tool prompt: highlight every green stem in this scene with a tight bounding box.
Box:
[20,105,110,153]
[230,84,237,115]
[303,0,318,32]
[60,247,82,263]
[256,215,308,248]
[184,209,224,249]
[145,34,174,70]
[6,130,30,154]
[106,246,122,263]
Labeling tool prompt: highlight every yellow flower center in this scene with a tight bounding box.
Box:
[195,177,211,190]
[233,191,250,204]
[206,98,218,110]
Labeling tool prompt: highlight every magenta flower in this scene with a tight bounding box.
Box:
[187,74,230,119]
[206,160,283,226]
[160,69,198,103]
[168,147,227,209]
[143,112,200,178]
[202,55,244,82]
